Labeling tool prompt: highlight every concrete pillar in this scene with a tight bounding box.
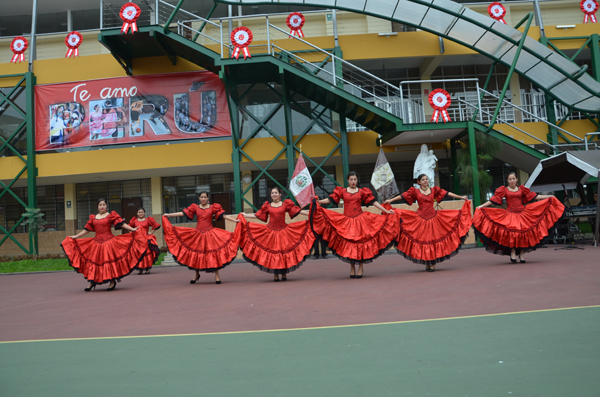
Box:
[517,169,529,186]
[67,10,73,32]
[510,73,523,123]
[242,171,253,212]
[335,164,344,185]
[64,183,77,235]
[150,177,164,247]
[419,56,443,121]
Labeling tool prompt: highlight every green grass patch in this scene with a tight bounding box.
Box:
[0,258,72,273]
[0,253,166,274]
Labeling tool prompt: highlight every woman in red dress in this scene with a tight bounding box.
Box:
[61,198,148,291]
[238,187,314,281]
[312,172,397,278]
[473,172,564,263]
[129,207,161,274]
[384,174,472,272]
[163,191,240,284]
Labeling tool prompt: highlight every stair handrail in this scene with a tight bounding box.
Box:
[479,88,584,143]
[456,98,559,153]
[399,78,483,123]
[267,22,401,98]
[271,45,392,106]
[177,20,221,44]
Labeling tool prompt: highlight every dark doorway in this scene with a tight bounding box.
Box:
[211,192,232,230]
[121,197,142,233]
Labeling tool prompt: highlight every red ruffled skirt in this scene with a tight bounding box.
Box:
[61,231,148,285]
[137,234,160,269]
[386,201,472,266]
[473,196,564,255]
[237,214,315,274]
[310,203,398,264]
[162,216,240,272]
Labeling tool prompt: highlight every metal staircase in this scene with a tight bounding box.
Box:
[99,6,405,135]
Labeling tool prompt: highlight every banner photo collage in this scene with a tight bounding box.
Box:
[35,71,231,151]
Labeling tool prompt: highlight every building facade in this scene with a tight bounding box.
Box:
[1,0,598,255]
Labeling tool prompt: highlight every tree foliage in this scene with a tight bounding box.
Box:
[455,131,503,202]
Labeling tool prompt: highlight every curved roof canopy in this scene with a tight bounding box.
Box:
[215,0,600,113]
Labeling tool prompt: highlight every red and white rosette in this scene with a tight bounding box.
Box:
[120,2,141,34]
[488,2,507,24]
[581,0,599,23]
[287,12,305,38]
[429,89,452,123]
[10,36,28,63]
[231,27,253,60]
[65,31,83,58]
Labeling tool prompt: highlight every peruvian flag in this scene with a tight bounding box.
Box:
[289,153,315,208]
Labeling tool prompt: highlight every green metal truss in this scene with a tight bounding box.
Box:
[222,64,347,212]
[541,33,600,142]
[0,72,38,255]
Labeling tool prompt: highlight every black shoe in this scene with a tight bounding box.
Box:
[356,274,363,279]
[520,259,526,263]
[190,275,200,284]
[350,275,356,279]
[107,281,117,291]
[322,254,328,259]
[281,275,287,281]
[145,269,151,274]
[429,266,435,273]
[138,270,143,275]
[274,278,280,282]
[313,255,319,260]
[215,280,222,284]
[84,284,96,292]
[510,258,517,263]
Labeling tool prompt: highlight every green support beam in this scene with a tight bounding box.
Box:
[467,122,481,209]
[545,95,559,149]
[486,13,533,132]
[280,75,295,183]
[450,139,460,194]
[222,73,243,213]
[590,34,600,83]
[333,46,350,186]
[26,72,38,255]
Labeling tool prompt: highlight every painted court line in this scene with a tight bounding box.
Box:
[2,304,598,345]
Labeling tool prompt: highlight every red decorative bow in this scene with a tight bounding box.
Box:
[488,2,507,24]
[581,0,599,23]
[65,31,83,58]
[10,36,28,63]
[120,2,141,34]
[429,89,452,123]
[287,12,306,38]
[231,27,253,60]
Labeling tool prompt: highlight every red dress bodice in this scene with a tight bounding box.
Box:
[401,186,448,219]
[329,187,377,217]
[84,211,125,243]
[129,217,160,236]
[183,203,225,232]
[490,186,538,212]
[255,199,302,230]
